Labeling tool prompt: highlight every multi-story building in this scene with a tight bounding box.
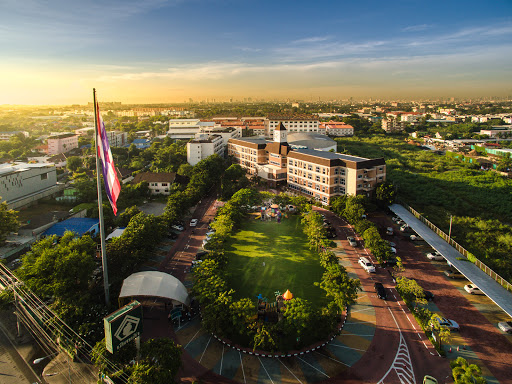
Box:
[187,135,225,166]
[319,122,354,137]
[131,172,175,195]
[106,131,128,147]
[197,126,241,145]
[382,113,406,133]
[228,123,386,204]
[47,134,79,155]
[264,114,319,137]
[287,150,386,204]
[0,162,60,209]
[167,119,216,139]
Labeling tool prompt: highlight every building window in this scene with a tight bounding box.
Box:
[358,174,362,179]
[316,166,320,173]
[315,176,320,182]
[161,183,168,186]
[41,173,48,180]
[357,184,362,188]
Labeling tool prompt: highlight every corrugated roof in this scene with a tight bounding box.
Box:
[42,218,99,237]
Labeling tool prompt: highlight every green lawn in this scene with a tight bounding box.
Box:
[224,215,327,307]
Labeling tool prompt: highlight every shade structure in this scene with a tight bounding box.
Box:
[119,271,190,306]
[283,289,293,300]
[270,204,279,209]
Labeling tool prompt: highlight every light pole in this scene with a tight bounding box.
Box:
[448,215,453,243]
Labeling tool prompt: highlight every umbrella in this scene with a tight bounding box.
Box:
[283,289,293,300]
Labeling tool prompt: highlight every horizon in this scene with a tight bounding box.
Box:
[1,0,512,105]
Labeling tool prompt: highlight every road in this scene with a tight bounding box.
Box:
[0,320,40,384]
[315,207,451,384]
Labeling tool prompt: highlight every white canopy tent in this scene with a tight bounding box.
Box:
[119,271,190,306]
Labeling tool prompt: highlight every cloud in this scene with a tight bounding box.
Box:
[402,24,433,32]
[235,46,262,52]
[292,36,332,44]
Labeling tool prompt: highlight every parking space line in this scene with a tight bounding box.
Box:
[258,357,275,384]
[296,355,330,378]
[278,358,303,383]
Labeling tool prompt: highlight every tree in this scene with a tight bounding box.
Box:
[375,181,396,205]
[428,313,452,349]
[116,205,141,227]
[128,338,182,384]
[0,201,18,244]
[66,156,82,173]
[317,264,361,311]
[450,357,487,384]
[282,298,315,340]
[230,298,256,335]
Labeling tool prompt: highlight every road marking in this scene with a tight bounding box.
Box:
[199,336,211,363]
[296,355,330,378]
[184,328,201,348]
[258,357,275,384]
[328,342,367,352]
[314,351,350,367]
[239,351,246,384]
[350,307,375,313]
[219,345,224,374]
[378,307,416,384]
[278,358,304,383]
[345,320,376,325]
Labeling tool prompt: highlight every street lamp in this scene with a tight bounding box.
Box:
[33,352,57,365]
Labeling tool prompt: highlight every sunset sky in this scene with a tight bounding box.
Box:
[1,0,512,105]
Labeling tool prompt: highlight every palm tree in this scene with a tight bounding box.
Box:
[450,357,487,384]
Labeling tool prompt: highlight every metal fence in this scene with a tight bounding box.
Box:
[403,203,512,293]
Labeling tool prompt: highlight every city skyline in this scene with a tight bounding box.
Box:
[1,0,512,105]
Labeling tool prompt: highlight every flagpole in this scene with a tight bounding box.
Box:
[93,88,110,306]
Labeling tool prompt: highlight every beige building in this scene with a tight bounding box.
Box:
[47,134,79,155]
[131,172,175,195]
[187,135,225,166]
[228,123,386,203]
[265,114,319,137]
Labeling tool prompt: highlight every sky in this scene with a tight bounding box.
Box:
[1,0,512,105]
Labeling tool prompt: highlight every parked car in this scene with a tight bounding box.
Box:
[400,224,409,232]
[358,257,376,273]
[435,317,460,331]
[386,227,394,235]
[326,228,337,239]
[382,257,397,267]
[388,241,397,248]
[374,282,387,300]
[444,269,464,279]
[498,321,512,333]
[171,224,184,231]
[464,284,485,295]
[392,216,401,222]
[167,232,178,239]
[347,236,357,247]
[423,375,438,384]
[427,251,444,261]
[190,218,199,227]
[415,290,435,301]
[390,246,397,254]
[410,234,423,241]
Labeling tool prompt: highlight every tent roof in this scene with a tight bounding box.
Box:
[119,271,190,306]
[283,289,293,300]
[106,227,126,240]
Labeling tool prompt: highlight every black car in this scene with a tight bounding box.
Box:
[374,282,387,300]
[382,257,397,267]
[424,290,435,301]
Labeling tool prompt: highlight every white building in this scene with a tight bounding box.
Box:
[264,114,319,137]
[319,122,354,137]
[0,163,60,209]
[0,131,29,141]
[167,119,216,139]
[187,135,225,166]
[131,172,176,195]
[197,126,241,145]
[479,126,512,138]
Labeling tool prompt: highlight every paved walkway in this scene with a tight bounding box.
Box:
[389,203,512,317]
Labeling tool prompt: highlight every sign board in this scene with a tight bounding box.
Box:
[170,307,182,320]
[104,301,143,354]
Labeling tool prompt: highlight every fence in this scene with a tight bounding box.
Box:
[402,203,512,293]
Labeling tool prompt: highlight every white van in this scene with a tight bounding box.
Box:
[358,257,376,273]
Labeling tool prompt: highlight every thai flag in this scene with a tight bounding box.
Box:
[96,103,121,215]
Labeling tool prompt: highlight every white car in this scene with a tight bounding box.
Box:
[390,247,397,254]
[498,321,512,333]
[427,251,444,261]
[171,224,184,231]
[386,227,394,235]
[464,284,484,295]
[190,219,199,227]
[400,224,409,232]
[436,317,460,331]
[347,236,357,247]
[410,234,423,241]
[358,257,376,273]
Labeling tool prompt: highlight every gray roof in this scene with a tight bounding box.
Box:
[288,132,336,149]
[291,148,372,162]
[389,204,512,318]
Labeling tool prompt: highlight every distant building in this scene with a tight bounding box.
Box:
[106,131,128,147]
[167,119,216,139]
[132,138,151,149]
[264,114,319,137]
[479,126,512,138]
[382,112,406,133]
[0,131,29,141]
[47,134,79,155]
[187,135,225,166]
[319,122,354,137]
[0,162,61,209]
[131,172,175,195]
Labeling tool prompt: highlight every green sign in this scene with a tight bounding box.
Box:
[104,301,143,354]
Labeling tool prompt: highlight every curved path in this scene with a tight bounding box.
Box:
[149,200,451,383]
